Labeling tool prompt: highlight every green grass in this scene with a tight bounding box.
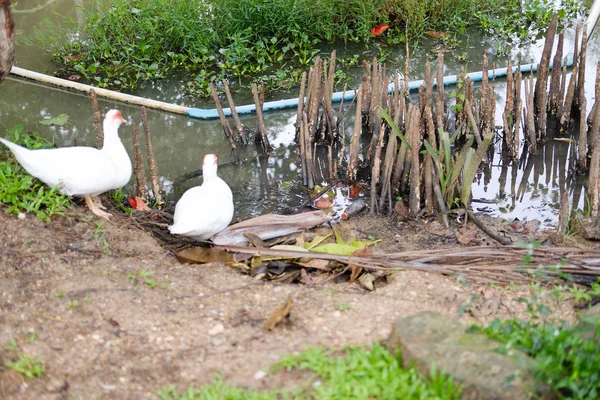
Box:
[5,354,45,379]
[158,343,462,399]
[472,279,600,400]
[41,0,582,98]
[0,125,71,221]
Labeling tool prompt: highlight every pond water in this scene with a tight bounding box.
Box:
[2,0,598,228]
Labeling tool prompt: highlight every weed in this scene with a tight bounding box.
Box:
[5,354,45,379]
[68,299,79,309]
[6,337,18,351]
[337,302,352,312]
[160,344,462,399]
[41,0,580,98]
[92,222,110,254]
[128,269,163,289]
[53,290,66,299]
[0,126,71,221]
[472,303,600,399]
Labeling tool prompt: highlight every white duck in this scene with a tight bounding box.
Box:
[0,109,131,219]
[169,153,234,240]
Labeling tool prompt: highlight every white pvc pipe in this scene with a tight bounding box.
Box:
[9,66,191,115]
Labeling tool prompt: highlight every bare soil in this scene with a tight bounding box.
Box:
[0,206,588,399]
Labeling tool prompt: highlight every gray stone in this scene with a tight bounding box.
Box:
[387,312,555,400]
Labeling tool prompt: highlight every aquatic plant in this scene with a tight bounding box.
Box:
[41,0,583,98]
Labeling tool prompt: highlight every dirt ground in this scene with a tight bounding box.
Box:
[0,205,590,400]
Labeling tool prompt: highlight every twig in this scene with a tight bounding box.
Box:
[467,210,512,245]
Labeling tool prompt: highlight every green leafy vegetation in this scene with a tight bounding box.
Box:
[42,0,582,98]
[158,343,462,399]
[472,280,600,400]
[0,125,71,221]
[5,354,45,379]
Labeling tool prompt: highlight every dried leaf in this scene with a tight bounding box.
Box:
[264,298,293,330]
[349,184,361,198]
[349,247,371,282]
[304,234,332,250]
[294,259,331,270]
[244,232,268,248]
[358,273,376,291]
[457,225,477,245]
[133,197,151,211]
[175,247,233,264]
[300,268,312,284]
[315,196,334,209]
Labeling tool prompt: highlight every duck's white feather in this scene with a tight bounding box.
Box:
[0,110,131,197]
[169,155,234,240]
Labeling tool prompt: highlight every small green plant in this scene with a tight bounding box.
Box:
[68,299,79,309]
[473,309,600,399]
[0,126,71,221]
[53,290,66,299]
[337,302,352,312]
[128,269,163,289]
[5,354,45,379]
[92,222,110,253]
[160,344,462,399]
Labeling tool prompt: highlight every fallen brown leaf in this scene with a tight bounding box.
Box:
[350,246,371,282]
[264,297,294,330]
[294,259,331,270]
[457,225,477,245]
[315,196,334,209]
[175,247,233,264]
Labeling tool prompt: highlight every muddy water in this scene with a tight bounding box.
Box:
[2,0,597,227]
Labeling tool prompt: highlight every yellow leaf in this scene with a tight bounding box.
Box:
[304,234,332,250]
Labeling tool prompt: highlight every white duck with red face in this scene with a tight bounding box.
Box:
[0,109,132,219]
[169,153,234,240]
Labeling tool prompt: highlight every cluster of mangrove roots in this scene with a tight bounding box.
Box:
[293,12,600,226]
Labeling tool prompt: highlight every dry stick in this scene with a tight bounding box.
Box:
[560,26,580,129]
[431,168,449,228]
[577,25,588,110]
[131,124,148,199]
[424,104,435,214]
[368,63,383,163]
[549,32,564,115]
[590,61,600,127]
[347,88,362,181]
[361,59,372,122]
[371,124,385,214]
[435,50,445,131]
[464,98,483,145]
[302,113,315,189]
[589,87,600,216]
[209,83,239,162]
[480,51,489,135]
[337,83,349,174]
[578,97,588,171]
[90,90,103,149]
[140,106,163,205]
[252,83,271,155]
[505,59,514,123]
[524,73,537,153]
[307,59,322,141]
[424,60,433,111]
[223,81,247,145]
[558,59,568,118]
[558,190,570,237]
[296,72,307,139]
[298,111,308,186]
[379,127,398,211]
[513,98,522,160]
[534,12,558,138]
[323,51,338,141]
[467,210,512,245]
[409,106,421,217]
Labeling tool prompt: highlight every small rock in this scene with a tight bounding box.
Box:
[208,323,225,336]
[211,338,223,347]
[17,213,26,220]
[254,370,268,380]
[333,310,341,318]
